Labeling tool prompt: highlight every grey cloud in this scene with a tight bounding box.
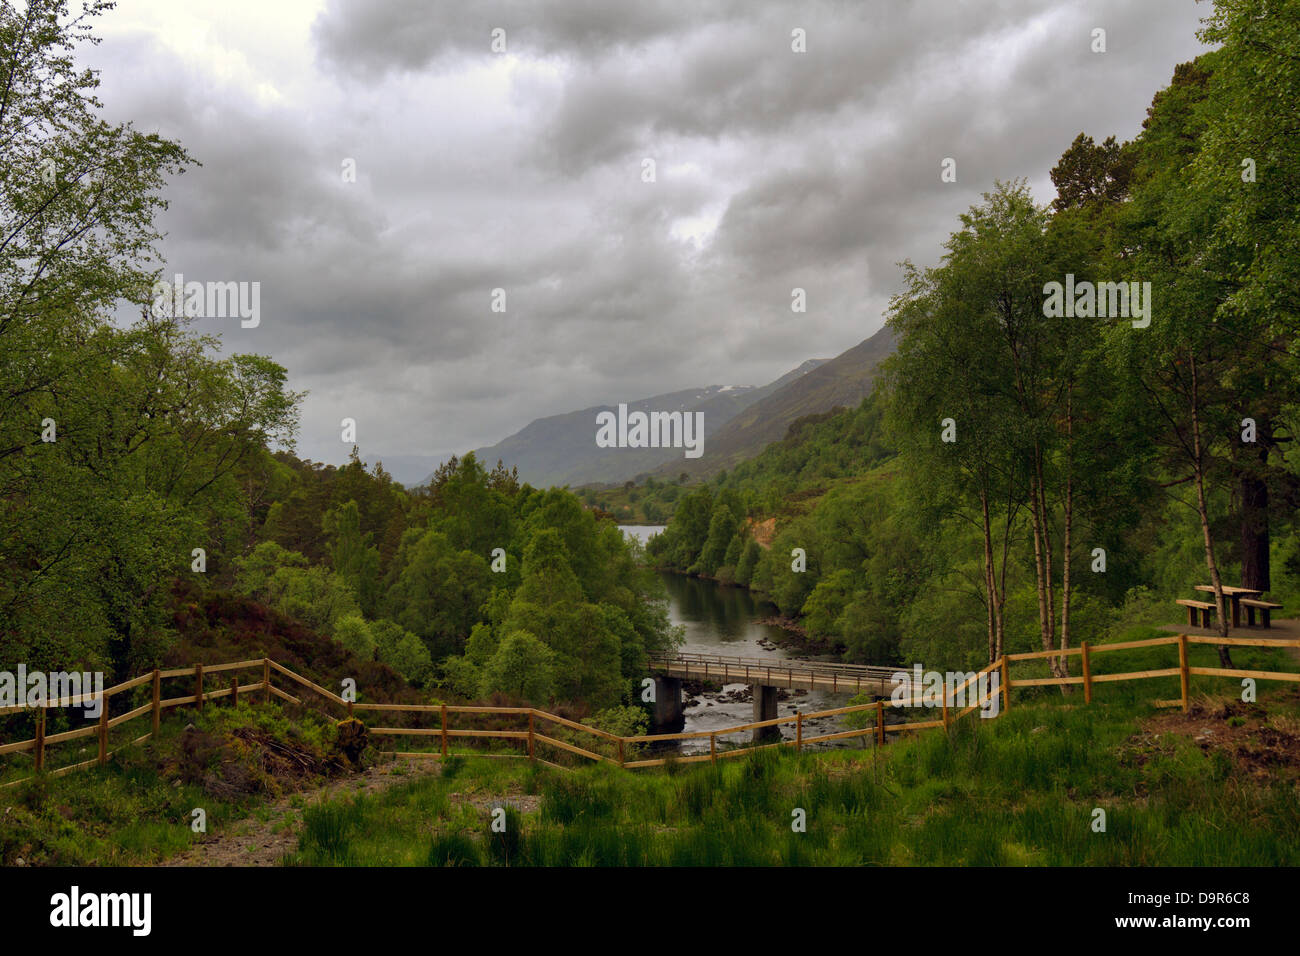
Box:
[85,0,1209,484]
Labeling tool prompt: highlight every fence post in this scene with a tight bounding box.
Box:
[528,712,535,762]
[876,700,885,746]
[710,732,717,764]
[262,658,271,704]
[230,676,238,707]
[1178,634,1190,713]
[34,708,46,772]
[97,698,108,765]
[440,703,448,758]
[617,737,625,768]
[195,663,204,712]
[1081,642,1093,704]
[942,689,950,731]
[151,670,160,736]
[999,657,1011,713]
[796,712,803,752]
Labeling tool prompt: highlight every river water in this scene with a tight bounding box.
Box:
[622,526,862,754]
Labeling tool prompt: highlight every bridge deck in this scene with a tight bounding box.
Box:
[650,653,899,695]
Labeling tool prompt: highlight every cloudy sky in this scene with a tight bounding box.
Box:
[87,0,1211,484]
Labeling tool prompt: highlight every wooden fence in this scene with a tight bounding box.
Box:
[1,633,1297,785]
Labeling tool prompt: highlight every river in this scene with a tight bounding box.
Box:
[622,525,863,754]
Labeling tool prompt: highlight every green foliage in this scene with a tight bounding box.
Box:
[235,542,362,634]
[333,615,376,662]
[438,656,482,700]
[324,500,382,616]
[370,620,433,686]
[384,529,491,658]
[478,630,555,705]
[0,0,305,677]
[582,705,649,739]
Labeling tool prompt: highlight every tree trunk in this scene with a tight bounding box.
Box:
[981,489,997,665]
[1189,354,1234,668]
[1060,390,1074,674]
[1238,424,1271,591]
[1029,461,1065,681]
[1036,450,1061,678]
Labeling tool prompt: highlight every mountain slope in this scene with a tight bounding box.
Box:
[655,324,897,479]
[470,360,828,487]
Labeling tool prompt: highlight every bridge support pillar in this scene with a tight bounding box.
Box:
[652,676,684,732]
[752,684,780,743]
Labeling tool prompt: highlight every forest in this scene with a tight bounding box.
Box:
[649,8,1300,674]
[4,0,1299,713]
[0,0,677,723]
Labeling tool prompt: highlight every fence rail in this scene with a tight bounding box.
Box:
[2,634,1298,786]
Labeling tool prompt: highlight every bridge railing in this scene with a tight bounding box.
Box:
[1,634,1298,783]
[652,651,901,675]
[648,653,903,694]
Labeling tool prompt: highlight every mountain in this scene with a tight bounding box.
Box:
[468,361,828,488]
[652,324,897,479]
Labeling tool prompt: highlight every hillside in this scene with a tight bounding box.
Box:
[654,325,897,480]
[468,360,828,487]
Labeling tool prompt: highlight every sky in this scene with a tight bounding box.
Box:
[85,0,1213,484]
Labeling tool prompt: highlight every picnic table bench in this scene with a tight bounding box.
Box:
[1193,585,1261,628]
[1180,586,1284,629]
[1177,598,1216,628]
[1240,597,1283,628]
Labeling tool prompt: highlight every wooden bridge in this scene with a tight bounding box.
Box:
[648,653,902,740]
[651,652,900,693]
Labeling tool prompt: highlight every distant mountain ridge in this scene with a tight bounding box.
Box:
[466,359,828,487]
[655,325,897,479]
[455,326,896,488]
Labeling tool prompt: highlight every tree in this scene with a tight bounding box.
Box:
[1050,133,1134,212]
[1191,2,1300,591]
[735,539,761,587]
[883,184,1044,664]
[1117,52,1248,662]
[334,615,376,661]
[324,499,381,615]
[371,619,433,685]
[384,529,491,656]
[0,2,309,676]
[696,504,739,576]
[479,630,555,705]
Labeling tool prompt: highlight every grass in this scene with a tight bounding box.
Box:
[0,700,346,865]
[281,681,1300,867]
[3,626,1298,867]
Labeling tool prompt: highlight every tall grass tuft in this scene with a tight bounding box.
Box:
[426,832,480,867]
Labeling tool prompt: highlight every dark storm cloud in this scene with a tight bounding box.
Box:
[89,0,1210,483]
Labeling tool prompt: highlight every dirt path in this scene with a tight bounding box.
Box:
[1160,616,1300,662]
[159,758,439,867]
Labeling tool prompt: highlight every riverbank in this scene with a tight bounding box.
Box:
[649,561,847,660]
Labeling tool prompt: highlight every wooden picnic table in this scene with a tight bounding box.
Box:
[1194,585,1262,628]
